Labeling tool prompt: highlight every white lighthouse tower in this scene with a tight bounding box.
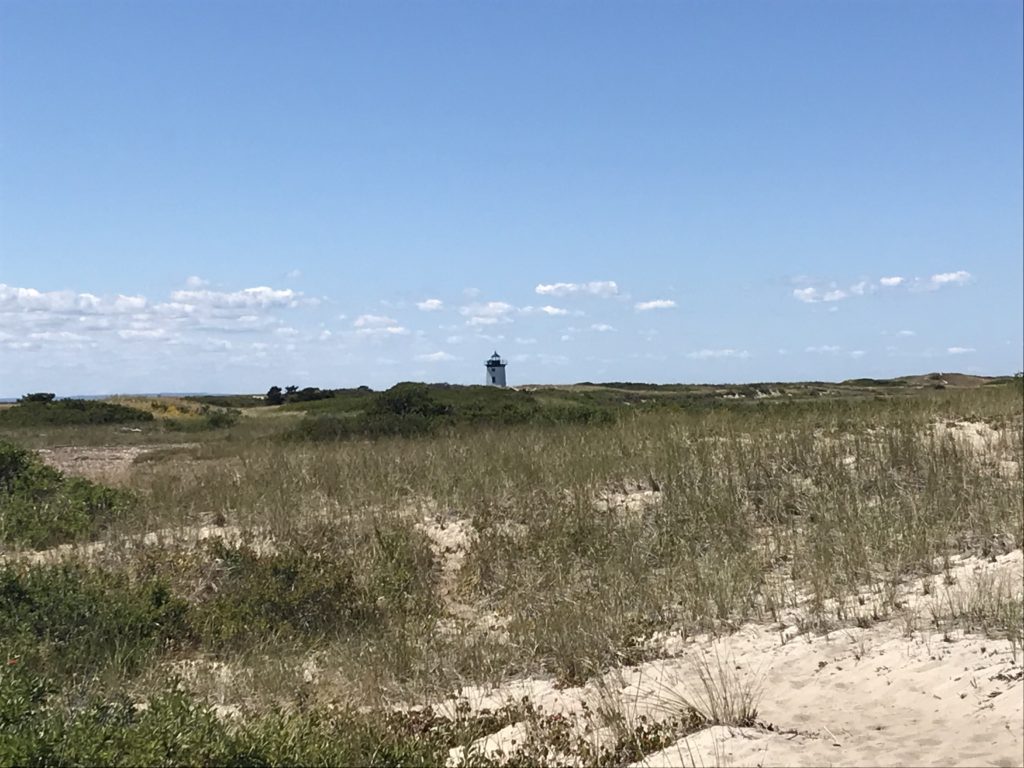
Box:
[485,351,507,387]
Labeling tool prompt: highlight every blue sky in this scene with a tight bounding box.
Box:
[1,0,1021,395]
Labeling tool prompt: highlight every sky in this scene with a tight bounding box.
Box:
[1,0,1021,395]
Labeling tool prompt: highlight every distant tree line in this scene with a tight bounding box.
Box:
[264,385,371,406]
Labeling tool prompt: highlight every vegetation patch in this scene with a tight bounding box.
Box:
[0,562,190,679]
[0,441,136,549]
[0,398,154,428]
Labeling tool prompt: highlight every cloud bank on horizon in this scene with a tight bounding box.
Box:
[1,265,1017,396]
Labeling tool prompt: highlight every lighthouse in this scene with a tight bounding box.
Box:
[484,351,507,387]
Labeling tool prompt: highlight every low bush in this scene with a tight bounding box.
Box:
[161,407,240,432]
[0,399,153,427]
[188,540,374,648]
[0,441,136,549]
[0,562,190,679]
[0,680,526,767]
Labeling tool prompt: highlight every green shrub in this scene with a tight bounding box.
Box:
[0,399,153,427]
[0,441,136,549]
[188,540,377,649]
[161,407,240,432]
[0,679,522,767]
[0,563,190,678]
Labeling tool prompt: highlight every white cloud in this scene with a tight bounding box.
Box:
[416,351,456,362]
[523,305,569,316]
[590,323,615,332]
[880,276,904,287]
[318,330,332,341]
[535,281,618,298]
[897,330,915,336]
[850,350,867,358]
[185,276,209,288]
[170,286,302,310]
[353,314,397,327]
[930,270,971,286]
[416,298,444,311]
[635,299,676,311]
[355,325,409,337]
[285,269,302,279]
[686,349,750,359]
[514,337,537,345]
[849,281,871,296]
[28,331,90,343]
[459,301,515,325]
[793,287,846,304]
[0,284,147,315]
[113,295,147,312]
[274,326,300,337]
[117,329,169,340]
[805,345,841,353]
[445,335,464,344]
[947,346,975,355]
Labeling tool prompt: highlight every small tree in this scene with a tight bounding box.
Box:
[18,393,56,404]
[265,386,284,406]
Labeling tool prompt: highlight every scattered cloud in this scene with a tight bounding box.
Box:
[170,286,304,310]
[930,270,971,287]
[849,281,872,296]
[185,276,208,288]
[519,305,569,316]
[416,351,456,362]
[514,337,537,345]
[355,325,409,337]
[285,269,302,279]
[353,314,397,327]
[897,330,916,336]
[590,323,615,332]
[850,350,866,358]
[635,299,676,311]
[686,349,750,359]
[795,271,972,303]
[459,301,515,326]
[0,284,148,315]
[416,298,444,311]
[805,345,841,353]
[793,286,846,303]
[535,281,618,298]
[947,346,975,355]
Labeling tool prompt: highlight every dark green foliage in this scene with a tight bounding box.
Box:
[0,441,135,548]
[188,540,375,649]
[0,399,153,427]
[0,679,527,767]
[0,563,190,679]
[266,385,285,405]
[289,383,614,441]
[372,382,452,419]
[162,406,240,432]
[17,393,55,404]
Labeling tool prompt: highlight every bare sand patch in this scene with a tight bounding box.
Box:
[36,443,199,484]
[444,550,1024,768]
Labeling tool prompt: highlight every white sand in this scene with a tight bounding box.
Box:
[446,550,1024,768]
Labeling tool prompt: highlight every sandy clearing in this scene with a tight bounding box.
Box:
[445,550,1024,768]
[35,443,199,484]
